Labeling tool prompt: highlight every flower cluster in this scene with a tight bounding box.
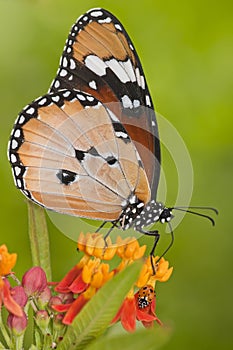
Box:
[0,234,173,347]
[0,246,66,347]
[51,233,173,331]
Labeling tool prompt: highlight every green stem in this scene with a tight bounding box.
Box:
[0,310,11,348]
[27,201,52,281]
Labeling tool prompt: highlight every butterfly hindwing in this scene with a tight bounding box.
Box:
[49,8,160,199]
[8,89,150,219]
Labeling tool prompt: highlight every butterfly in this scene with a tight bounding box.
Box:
[8,8,217,264]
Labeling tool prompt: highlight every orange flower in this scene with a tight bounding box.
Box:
[82,258,114,288]
[0,245,22,317]
[137,256,173,288]
[0,244,17,276]
[78,232,117,260]
[116,236,146,261]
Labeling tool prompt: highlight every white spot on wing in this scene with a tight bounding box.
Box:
[70,59,76,70]
[133,99,140,108]
[77,94,86,101]
[89,80,97,90]
[107,59,130,83]
[86,95,94,102]
[135,67,141,87]
[18,115,25,124]
[52,95,60,103]
[85,55,107,76]
[62,57,68,67]
[120,59,136,82]
[15,166,21,176]
[115,24,122,31]
[17,179,22,188]
[90,10,103,17]
[60,69,68,77]
[11,154,17,163]
[11,139,18,149]
[38,98,47,105]
[145,95,151,107]
[122,95,133,109]
[98,17,111,23]
[140,74,145,89]
[116,131,128,139]
[14,129,21,138]
[63,91,71,98]
[26,107,35,115]
[54,80,60,89]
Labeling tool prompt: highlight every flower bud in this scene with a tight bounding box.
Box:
[35,310,50,333]
[53,313,66,332]
[7,311,27,335]
[11,286,28,307]
[38,286,51,308]
[48,296,63,310]
[22,266,47,296]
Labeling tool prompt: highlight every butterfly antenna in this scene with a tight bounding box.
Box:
[169,206,218,226]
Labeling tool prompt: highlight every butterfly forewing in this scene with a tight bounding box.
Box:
[49,8,160,199]
[8,89,151,220]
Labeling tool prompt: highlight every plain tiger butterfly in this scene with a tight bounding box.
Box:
[8,8,217,266]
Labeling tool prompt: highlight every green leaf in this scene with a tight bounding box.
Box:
[57,261,142,350]
[85,327,171,350]
[28,345,38,350]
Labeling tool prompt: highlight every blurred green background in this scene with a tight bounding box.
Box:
[0,0,232,348]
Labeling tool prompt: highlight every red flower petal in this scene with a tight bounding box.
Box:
[55,265,82,293]
[111,303,124,324]
[52,303,72,312]
[2,281,23,317]
[136,308,157,322]
[142,316,163,328]
[69,274,88,294]
[121,298,136,332]
[62,294,88,325]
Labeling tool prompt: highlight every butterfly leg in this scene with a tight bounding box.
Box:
[95,221,108,233]
[102,220,119,247]
[137,228,160,275]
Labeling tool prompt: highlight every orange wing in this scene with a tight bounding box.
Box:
[8,89,150,220]
[49,8,160,199]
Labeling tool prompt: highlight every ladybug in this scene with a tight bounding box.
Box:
[137,285,155,309]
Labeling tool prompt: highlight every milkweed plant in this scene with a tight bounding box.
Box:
[0,201,172,349]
